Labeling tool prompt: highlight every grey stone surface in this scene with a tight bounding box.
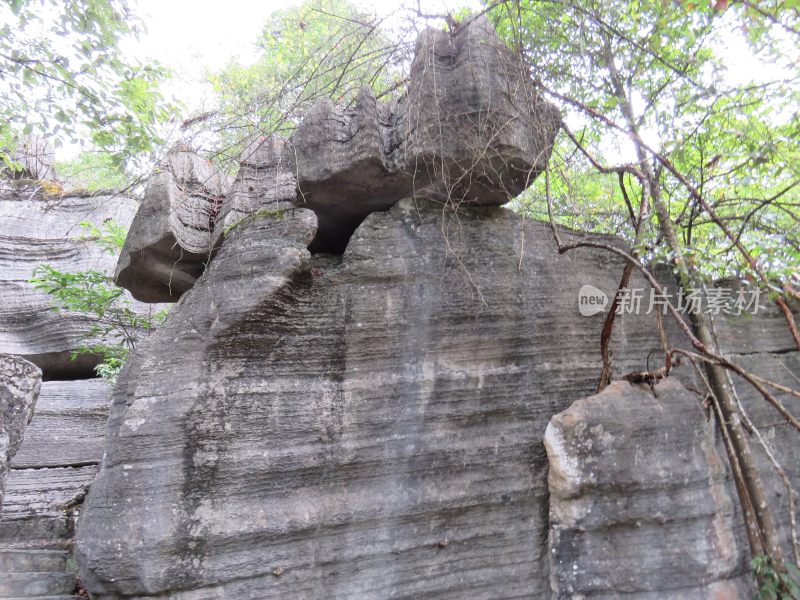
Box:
[395,16,560,202]
[0,548,68,573]
[77,199,685,599]
[1,466,97,523]
[0,379,108,599]
[289,86,413,253]
[545,378,748,598]
[0,571,77,597]
[11,379,111,469]
[115,150,232,303]
[0,355,41,513]
[713,280,799,355]
[0,191,154,377]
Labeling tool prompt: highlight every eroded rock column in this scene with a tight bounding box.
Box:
[0,354,41,511]
[545,378,751,599]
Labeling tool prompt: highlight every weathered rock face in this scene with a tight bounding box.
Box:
[78,199,684,599]
[719,350,800,566]
[115,150,232,303]
[395,16,560,202]
[0,378,111,597]
[0,354,41,512]
[0,190,149,377]
[53,13,796,600]
[288,87,408,253]
[211,135,298,249]
[545,378,750,599]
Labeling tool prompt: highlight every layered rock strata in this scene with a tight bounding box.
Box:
[116,15,561,298]
[78,199,693,599]
[0,379,111,599]
[0,189,154,377]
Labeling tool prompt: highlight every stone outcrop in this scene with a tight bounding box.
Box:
[0,354,41,512]
[116,15,561,298]
[0,190,152,377]
[77,184,800,597]
[287,17,561,252]
[545,378,750,599]
[115,150,232,302]
[0,13,791,600]
[396,16,560,201]
[77,199,690,599]
[290,17,559,253]
[0,379,111,599]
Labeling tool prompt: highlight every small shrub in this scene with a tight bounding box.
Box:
[753,556,800,600]
[30,220,167,383]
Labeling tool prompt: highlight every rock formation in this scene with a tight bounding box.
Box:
[0,141,164,598]
[0,354,41,512]
[116,15,560,299]
[211,135,297,249]
[115,150,232,302]
[71,13,800,600]
[0,187,155,378]
[0,379,111,598]
[0,12,793,600]
[72,196,704,598]
[546,378,750,598]
[289,16,559,253]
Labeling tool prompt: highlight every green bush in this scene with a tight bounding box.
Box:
[30,220,167,382]
[753,556,800,600]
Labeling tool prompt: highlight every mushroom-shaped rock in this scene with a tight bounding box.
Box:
[289,15,561,252]
[0,354,41,512]
[115,150,231,302]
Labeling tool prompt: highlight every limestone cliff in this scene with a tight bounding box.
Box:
[0,13,796,600]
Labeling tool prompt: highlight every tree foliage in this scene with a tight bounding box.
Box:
[196,0,406,162]
[495,0,799,283]
[55,150,132,190]
[0,0,175,169]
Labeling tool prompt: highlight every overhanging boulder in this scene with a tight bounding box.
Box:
[115,150,232,302]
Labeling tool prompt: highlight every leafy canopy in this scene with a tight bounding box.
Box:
[492,0,799,284]
[0,0,176,170]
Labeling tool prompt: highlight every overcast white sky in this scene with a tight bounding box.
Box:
[128,0,479,111]
[19,0,789,162]
[127,0,792,115]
